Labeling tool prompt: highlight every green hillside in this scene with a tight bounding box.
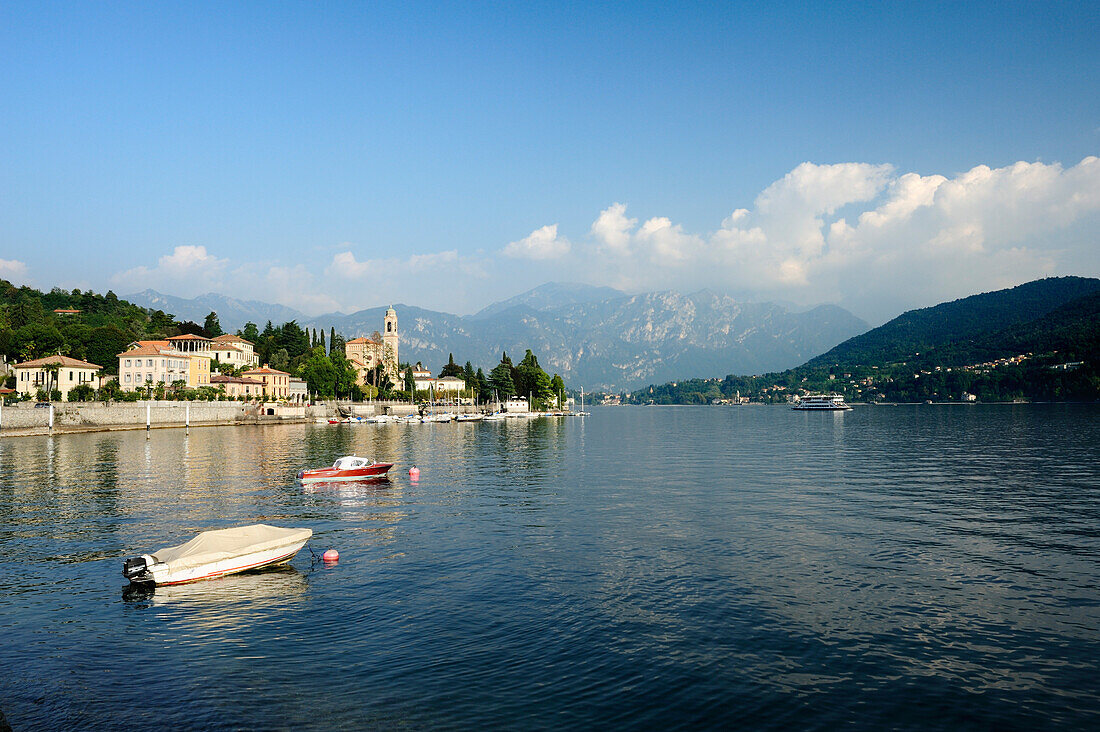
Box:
[627,276,1100,404]
[806,276,1100,370]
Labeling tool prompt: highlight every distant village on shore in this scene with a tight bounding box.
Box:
[2,301,569,413]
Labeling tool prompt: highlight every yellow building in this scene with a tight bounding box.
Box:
[210,374,265,398]
[242,365,290,400]
[166,335,213,387]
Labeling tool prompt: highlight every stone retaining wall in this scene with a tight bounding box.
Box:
[0,401,251,430]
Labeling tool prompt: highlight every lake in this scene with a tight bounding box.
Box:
[1,405,1098,730]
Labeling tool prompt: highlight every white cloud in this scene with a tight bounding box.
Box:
[322,248,490,313]
[571,157,1100,321]
[591,203,637,253]
[503,224,571,260]
[326,249,463,279]
[112,245,229,295]
[0,258,28,281]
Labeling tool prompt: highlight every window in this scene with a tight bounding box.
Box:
[147,359,153,367]
[133,373,140,382]
[161,359,166,367]
[125,359,131,367]
[125,374,131,383]
[69,371,74,380]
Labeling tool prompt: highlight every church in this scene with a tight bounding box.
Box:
[343,306,399,390]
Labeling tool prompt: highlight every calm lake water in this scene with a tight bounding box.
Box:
[1,405,1098,730]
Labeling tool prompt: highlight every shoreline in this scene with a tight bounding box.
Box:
[0,415,315,439]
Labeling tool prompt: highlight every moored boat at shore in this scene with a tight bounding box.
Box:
[122,524,312,586]
[297,455,394,482]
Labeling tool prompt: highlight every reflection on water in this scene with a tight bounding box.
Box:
[123,565,309,609]
[1,407,1099,730]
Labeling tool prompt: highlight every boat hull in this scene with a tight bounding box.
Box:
[150,544,306,586]
[125,525,313,586]
[297,462,394,483]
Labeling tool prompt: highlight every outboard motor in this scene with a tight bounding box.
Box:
[123,555,154,584]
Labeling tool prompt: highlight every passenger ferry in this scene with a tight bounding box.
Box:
[792,394,852,410]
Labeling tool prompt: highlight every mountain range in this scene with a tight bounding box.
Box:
[124,289,307,331]
[126,283,869,391]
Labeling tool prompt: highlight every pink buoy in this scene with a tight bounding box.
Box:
[322,549,339,562]
[409,467,420,480]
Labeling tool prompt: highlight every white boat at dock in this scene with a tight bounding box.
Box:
[123,524,312,586]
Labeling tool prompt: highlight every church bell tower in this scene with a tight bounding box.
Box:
[383,306,399,379]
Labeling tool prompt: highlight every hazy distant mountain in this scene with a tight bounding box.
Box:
[305,286,868,390]
[473,282,627,319]
[124,290,307,332]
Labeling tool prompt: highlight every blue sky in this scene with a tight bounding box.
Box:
[2,1,1098,322]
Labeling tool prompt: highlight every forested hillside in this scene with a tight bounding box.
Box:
[806,276,1100,370]
[628,277,1100,404]
[0,281,175,372]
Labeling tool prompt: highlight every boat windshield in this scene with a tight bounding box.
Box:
[332,456,372,469]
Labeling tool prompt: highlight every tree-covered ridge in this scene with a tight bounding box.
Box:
[628,278,1100,404]
[806,276,1100,370]
[0,280,182,372]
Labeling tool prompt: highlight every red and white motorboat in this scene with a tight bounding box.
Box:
[297,455,394,483]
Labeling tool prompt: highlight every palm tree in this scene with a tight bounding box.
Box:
[43,362,61,401]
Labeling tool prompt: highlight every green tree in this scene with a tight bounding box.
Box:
[68,384,95,402]
[440,353,463,378]
[300,346,337,398]
[550,373,565,405]
[514,349,550,401]
[319,327,326,354]
[98,379,122,401]
[489,360,515,398]
[241,322,260,342]
[404,365,415,393]
[476,367,491,402]
[330,330,346,354]
[270,348,290,371]
[85,325,132,375]
[203,311,224,337]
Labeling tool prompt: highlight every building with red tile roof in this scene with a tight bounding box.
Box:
[242,365,290,400]
[14,355,102,400]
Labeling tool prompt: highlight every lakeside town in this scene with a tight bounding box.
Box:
[1,301,577,430]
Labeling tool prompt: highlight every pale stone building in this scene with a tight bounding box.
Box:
[288,377,309,403]
[117,343,191,390]
[14,355,102,400]
[344,307,399,388]
[413,375,467,393]
[210,334,259,368]
[119,339,211,390]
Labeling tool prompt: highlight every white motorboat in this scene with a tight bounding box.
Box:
[123,524,312,586]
